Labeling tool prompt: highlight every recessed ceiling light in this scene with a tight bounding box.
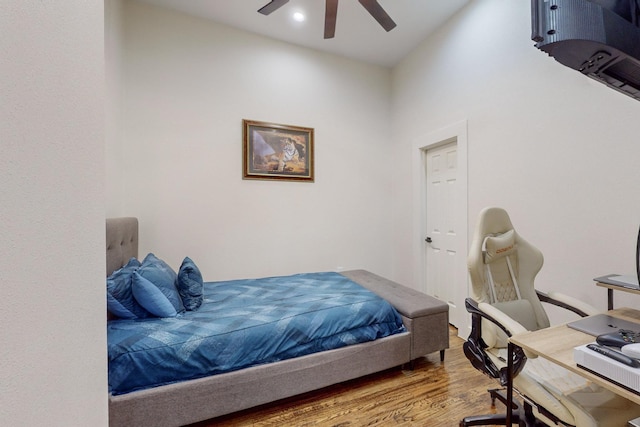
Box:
[292,12,305,22]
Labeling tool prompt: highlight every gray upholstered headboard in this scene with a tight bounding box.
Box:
[106,217,139,276]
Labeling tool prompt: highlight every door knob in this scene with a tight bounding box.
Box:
[425,237,432,243]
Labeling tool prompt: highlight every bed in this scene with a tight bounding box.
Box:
[106,217,449,427]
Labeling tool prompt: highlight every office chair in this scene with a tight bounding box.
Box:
[461,207,640,427]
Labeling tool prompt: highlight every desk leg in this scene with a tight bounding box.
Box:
[608,288,614,310]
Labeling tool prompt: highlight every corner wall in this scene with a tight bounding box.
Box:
[1,1,107,425]
[391,0,640,320]
[106,0,127,217]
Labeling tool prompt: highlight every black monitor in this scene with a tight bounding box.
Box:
[636,222,640,287]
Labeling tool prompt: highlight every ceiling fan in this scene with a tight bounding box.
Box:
[258,0,397,39]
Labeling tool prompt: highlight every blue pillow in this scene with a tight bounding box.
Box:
[177,257,204,311]
[106,257,149,319]
[133,253,184,316]
[132,272,179,317]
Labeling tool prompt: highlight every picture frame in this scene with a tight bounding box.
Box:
[242,119,314,182]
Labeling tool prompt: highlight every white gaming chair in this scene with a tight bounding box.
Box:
[461,207,640,426]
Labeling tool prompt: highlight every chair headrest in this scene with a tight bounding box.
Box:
[482,229,516,264]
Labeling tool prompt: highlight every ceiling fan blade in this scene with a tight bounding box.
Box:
[258,0,289,15]
[324,0,338,39]
[358,0,396,32]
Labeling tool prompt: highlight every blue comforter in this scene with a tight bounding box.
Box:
[108,272,405,395]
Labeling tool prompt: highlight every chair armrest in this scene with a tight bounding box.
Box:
[464,298,528,384]
[465,298,513,337]
[478,302,529,337]
[537,290,599,317]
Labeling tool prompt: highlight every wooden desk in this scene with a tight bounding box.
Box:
[510,307,640,405]
[596,281,640,310]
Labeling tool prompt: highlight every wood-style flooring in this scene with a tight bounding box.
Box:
[191,326,504,426]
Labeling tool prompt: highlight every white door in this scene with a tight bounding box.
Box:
[412,121,468,337]
[424,141,464,329]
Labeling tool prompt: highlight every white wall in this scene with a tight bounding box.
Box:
[391,0,640,321]
[106,0,127,217]
[1,1,107,426]
[16,0,640,424]
[110,0,394,281]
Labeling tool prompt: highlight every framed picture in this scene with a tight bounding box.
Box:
[243,119,314,182]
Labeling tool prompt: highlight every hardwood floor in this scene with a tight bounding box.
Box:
[191,326,504,426]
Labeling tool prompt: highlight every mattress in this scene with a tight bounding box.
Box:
[108,272,406,395]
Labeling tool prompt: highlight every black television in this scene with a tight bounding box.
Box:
[531,0,640,102]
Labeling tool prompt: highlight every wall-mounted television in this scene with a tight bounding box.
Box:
[531,0,640,102]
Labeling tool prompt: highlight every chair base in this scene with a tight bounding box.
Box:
[460,413,521,427]
[460,388,548,427]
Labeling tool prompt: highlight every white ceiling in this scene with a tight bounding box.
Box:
[135,0,471,68]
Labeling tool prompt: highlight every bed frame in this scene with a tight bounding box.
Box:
[106,217,449,427]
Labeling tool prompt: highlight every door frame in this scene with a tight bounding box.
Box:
[412,120,469,336]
